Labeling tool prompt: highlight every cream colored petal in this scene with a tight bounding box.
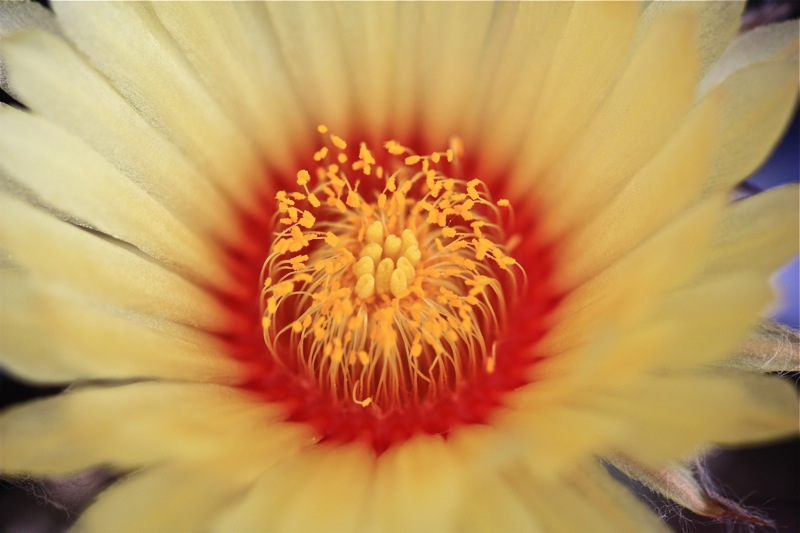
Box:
[502,461,670,533]
[0,382,301,476]
[455,470,541,533]
[0,194,236,331]
[531,11,700,237]
[152,3,306,173]
[505,2,640,187]
[0,272,245,384]
[0,106,247,297]
[702,59,799,194]
[413,2,496,146]
[363,435,462,533]
[52,2,263,215]
[641,0,744,78]
[74,461,256,533]
[0,28,242,244]
[76,424,312,533]
[542,195,725,356]
[704,184,799,278]
[265,2,353,133]
[599,371,799,464]
[214,444,374,533]
[472,1,569,170]
[560,88,724,287]
[0,0,60,100]
[701,19,799,95]
[330,2,397,141]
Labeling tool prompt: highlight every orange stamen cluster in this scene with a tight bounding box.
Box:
[260,127,522,410]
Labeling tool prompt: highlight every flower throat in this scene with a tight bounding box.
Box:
[260,126,523,416]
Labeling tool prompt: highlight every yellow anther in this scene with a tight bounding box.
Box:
[384,140,405,155]
[267,297,278,314]
[297,169,310,186]
[307,193,321,208]
[299,210,315,229]
[261,316,271,329]
[338,152,348,164]
[292,321,303,333]
[346,190,361,208]
[273,281,295,297]
[386,176,397,192]
[366,221,384,244]
[442,227,456,238]
[353,256,375,278]
[325,232,340,248]
[446,149,454,162]
[497,199,510,207]
[314,147,328,161]
[331,134,347,150]
[357,350,370,365]
[383,234,402,261]
[375,257,394,296]
[404,155,421,165]
[355,273,376,299]
[378,193,387,209]
[317,124,329,133]
[290,255,309,271]
[263,277,272,288]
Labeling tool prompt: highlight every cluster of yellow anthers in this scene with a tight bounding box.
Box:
[260,126,523,409]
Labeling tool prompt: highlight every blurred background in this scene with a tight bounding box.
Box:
[1,1,798,532]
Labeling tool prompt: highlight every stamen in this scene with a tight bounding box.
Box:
[260,128,523,410]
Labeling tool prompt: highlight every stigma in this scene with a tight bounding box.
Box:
[260,127,522,412]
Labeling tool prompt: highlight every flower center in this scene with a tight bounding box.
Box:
[260,127,522,415]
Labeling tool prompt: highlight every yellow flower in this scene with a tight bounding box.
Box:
[0,2,798,532]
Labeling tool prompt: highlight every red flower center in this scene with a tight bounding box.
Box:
[228,128,561,454]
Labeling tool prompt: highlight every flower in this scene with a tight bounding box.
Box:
[0,1,798,532]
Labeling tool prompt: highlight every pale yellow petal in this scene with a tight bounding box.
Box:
[703,59,799,194]
[701,19,800,95]
[455,471,541,533]
[363,435,461,533]
[471,1,574,170]
[152,3,305,172]
[503,461,670,533]
[543,195,725,356]
[0,383,300,475]
[641,0,745,77]
[0,28,242,243]
[599,371,799,464]
[0,0,60,99]
[0,194,235,331]
[74,460,255,533]
[0,106,246,297]
[560,88,724,287]
[548,271,775,387]
[330,2,396,140]
[0,272,245,384]
[532,11,700,236]
[508,2,640,187]
[52,2,263,215]
[704,184,799,277]
[415,2,496,146]
[215,444,374,533]
[265,2,352,132]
